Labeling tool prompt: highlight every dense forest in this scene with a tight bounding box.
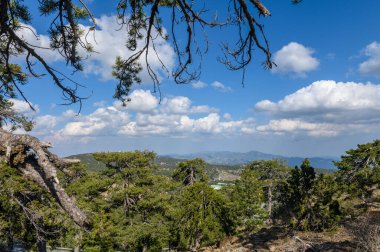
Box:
[0,139,379,251]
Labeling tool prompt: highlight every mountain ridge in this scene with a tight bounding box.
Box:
[67,151,335,182]
[166,150,338,169]
[67,150,338,170]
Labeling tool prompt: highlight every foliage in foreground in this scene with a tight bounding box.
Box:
[0,164,73,251]
[335,140,380,199]
[1,139,380,251]
[277,159,344,231]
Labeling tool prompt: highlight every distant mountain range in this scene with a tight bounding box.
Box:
[68,150,338,171]
[68,151,336,182]
[167,150,338,169]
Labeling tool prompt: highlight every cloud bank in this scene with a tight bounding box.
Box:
[255,80,380,136]
[19,90,255,143]
[8,80,380,143]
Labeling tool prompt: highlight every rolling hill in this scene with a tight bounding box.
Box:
[168,150,337,169]
[67,150,335,183]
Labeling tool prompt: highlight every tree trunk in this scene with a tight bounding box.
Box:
[73,232,82,252]
[36,239,47,252]
[6,242,13,252]
[190,168,194,185]
[194,231,202,250]
[268,184,273,218]
[0,129,89,227]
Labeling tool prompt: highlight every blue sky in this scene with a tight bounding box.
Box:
[10,0,380,157]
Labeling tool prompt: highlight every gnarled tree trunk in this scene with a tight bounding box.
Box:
[0,129,89,227]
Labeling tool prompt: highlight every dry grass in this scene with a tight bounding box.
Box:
[346,211,380,252]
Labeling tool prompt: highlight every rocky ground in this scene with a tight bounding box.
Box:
[201,226,356,252]
[201,202,380,252]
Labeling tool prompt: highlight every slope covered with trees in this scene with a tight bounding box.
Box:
[0,139,379,251]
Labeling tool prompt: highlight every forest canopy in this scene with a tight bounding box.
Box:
[1,140,379,251]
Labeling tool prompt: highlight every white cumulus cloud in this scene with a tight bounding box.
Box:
[16,24,62,63]
[256,119,340,137]
[255,80,380,123]
[192,81,208,89]
[272,42,319,76]
[33,115,59,134]
[161,96,192,114]
[17,16,175,83]
[9,99,39,115]
[190,105,219,114]
[359,41,380,78]
[58,105,130,138]
[115,89,159,113]
[43,88,256,140]
[79,15,175,82]
[255,80,380,136]
[210,81,233,92]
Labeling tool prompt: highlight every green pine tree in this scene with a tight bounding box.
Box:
[277,159,344,231]
[335,139,380,200]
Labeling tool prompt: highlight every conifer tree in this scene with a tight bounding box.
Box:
[278,159,344,231]
[335,139,380,199]
[229,164,268,231]
[244,160,288,219]
[63,151,176,251]
[171,158,233,250]
[172,158,208,186]
[0,163,74,252]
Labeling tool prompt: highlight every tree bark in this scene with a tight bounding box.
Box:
[0,129,89,227]
[250,0,271,16]
[0,0,9,34]
[194,231,202,250]
[36,239,47,252]
[189,168,194,185]
[268,184,273,218]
